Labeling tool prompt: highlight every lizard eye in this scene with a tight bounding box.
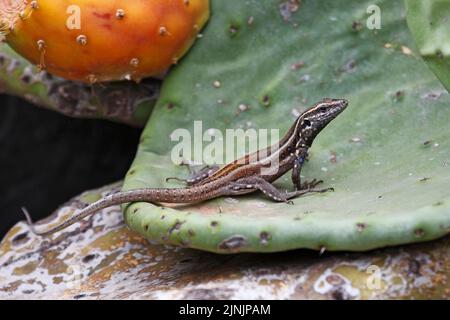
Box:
[319,107,327,113]
[303,119,311,127]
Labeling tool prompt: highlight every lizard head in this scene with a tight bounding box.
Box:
[296,98,348,147]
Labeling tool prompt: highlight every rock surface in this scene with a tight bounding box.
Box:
[1,183,449,300]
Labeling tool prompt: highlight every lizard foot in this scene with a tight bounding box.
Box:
[300,179,323,190]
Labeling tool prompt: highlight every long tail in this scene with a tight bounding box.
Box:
[22,194,125,237]
[21,188,198,237]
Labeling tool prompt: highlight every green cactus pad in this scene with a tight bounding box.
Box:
[406,0,450,93]
[123,0,450,253]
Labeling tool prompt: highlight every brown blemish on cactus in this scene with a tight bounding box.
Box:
[262,95,270,107]
[356,223,367,232]
[329,151,337,163]
[291,61,305,70]
[229,24,239,36]
[352,21,363,32]
[188,229,195,237]
[218,235,248,252]
[259,231,271,246]
[414,229,425,237]
[168,221,184,235]
[341,59,357,73]
[423,140,432,147]
[21,73,32,84]
[210,221,219,227]
[0,54,6,66]
[435,50,444,59]
[394,90,404,102]
[144,224,149,232]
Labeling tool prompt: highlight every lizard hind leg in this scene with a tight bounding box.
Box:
[226,177,291,202]
[228,177,333,203]
[166,165,220,186]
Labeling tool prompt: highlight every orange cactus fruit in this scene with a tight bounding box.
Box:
[0,0,210,82]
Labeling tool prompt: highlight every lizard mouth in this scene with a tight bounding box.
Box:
[0,0,29,40]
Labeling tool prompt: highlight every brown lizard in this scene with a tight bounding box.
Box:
[23,98,348,236]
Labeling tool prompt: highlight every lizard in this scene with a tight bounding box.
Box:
[22,98,348,236]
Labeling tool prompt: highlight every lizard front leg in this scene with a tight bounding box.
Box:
[291,152,306,190]
[291,152,324,191]
[226,177,332,203]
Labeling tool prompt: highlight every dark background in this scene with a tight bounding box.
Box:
[0,95,142,237]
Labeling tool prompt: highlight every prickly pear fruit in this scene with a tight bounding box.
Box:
[0,0,209,83]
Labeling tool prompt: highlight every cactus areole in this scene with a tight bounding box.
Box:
[0,0,210,83]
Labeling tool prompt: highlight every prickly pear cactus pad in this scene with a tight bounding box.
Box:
[405,0,450,93]
[122,0,450,253]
